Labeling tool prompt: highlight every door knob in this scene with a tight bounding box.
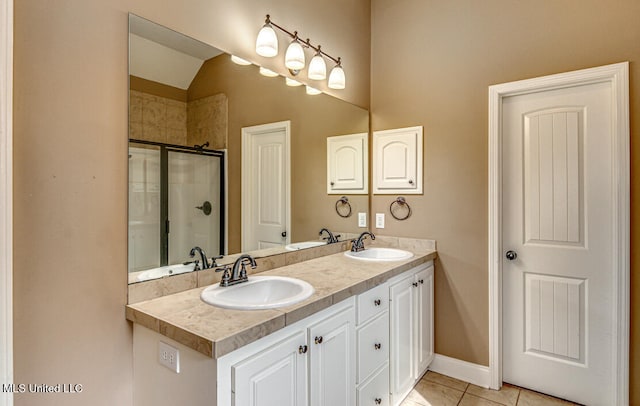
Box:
[505,250,517,261]
[281,231,287,238]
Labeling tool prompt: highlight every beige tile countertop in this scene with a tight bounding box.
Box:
[126,248,437,359]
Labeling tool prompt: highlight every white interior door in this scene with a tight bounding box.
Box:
[242,121,290,251]
[502,80,616,405]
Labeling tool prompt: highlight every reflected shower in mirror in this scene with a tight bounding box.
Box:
[128,14,369,284]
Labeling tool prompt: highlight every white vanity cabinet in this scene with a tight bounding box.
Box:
[327,133,368,194]
[217,297,356,406]
[389,262,434,406]
[232,330,308,406]
[356,283,390,406]
[308,305,356,406]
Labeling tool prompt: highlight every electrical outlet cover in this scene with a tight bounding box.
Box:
[358,212,367,227]
[159,341,180,373]
[376,213,385,228]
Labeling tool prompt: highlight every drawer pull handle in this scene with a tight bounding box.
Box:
[412,282,418,287]
[374,299,381,306]
[375,398,382,405]
[298,345,308,354]
[314,336,323,345]
[374,343,382,350]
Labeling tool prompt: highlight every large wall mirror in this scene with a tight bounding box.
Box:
[128,14,369,284]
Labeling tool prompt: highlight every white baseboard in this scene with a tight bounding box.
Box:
[428,354,490,388]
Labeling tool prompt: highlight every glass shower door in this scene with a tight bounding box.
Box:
[167,150,222,266]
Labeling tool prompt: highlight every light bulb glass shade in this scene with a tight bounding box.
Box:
[308,53,326,80]
[231,55,252,65]
[305,85,321,95]
[256,24,278,57]
[259,67,279,77]
[328,65,346,89]
[286,77,303,87]
[285,40,305,71]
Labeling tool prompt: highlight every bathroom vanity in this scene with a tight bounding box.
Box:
[127,247,436,406]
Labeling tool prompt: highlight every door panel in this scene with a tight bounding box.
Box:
[502,81,613,405]
[242,122,290,251]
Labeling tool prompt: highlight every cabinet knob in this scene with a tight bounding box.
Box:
[374,299,381,306]
[419,279,424,284]
[408,179,414,185]
[314,336,323,345]
[298,345,308,354]
[330,181,335,186]
[374,343,382,350]
[412,282,418,287]
[375,398,382,405]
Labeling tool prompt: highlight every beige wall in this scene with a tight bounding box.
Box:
[12,1,370,405]
[370,0,639,402]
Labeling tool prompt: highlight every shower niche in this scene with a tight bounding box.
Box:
[128,141,225,273]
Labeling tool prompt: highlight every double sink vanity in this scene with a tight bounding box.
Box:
[126,238,436,406]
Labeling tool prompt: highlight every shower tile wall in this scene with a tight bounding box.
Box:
[130,90,228,149]
[187,93,228,149]
[129,90,187,145]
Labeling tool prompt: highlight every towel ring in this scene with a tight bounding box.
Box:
[390,197,412,221]
[335,196,352,218]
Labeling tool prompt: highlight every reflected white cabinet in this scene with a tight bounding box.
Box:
[389,262,434,406]
[373,126,423,194]
[327,133,368,194]
[309,306,356,406]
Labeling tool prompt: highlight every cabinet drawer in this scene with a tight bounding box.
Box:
[357,283,389,325]
[357,364,389,406]
[357,311,389,383]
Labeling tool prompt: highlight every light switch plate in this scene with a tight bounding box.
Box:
[358,212,367,228]
[376,213,385,229]
[159,341,180,373]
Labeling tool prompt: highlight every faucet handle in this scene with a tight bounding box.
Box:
[215,265,232,286]
[210,255,224,267]
[193,260,201,271]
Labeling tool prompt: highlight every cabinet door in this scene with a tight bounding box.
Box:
[415,265,434,376]
[309,307,356,406]
[233,330,308,406]
[373,126,423,194]
[389,274,416,405]
[327,133,368,194]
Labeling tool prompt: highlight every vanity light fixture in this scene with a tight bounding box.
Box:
[307,47,327,80]
[255,14,345,90]
[259,67,279,77]
[255,18,278,57]
[284,33,305,71]
[231,55,252,65]
[328,58,346,89]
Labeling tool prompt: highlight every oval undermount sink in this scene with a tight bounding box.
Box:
[136,263,196,282]
[200,276,314,310]
[344,247,414,262]
[285,241,326,251]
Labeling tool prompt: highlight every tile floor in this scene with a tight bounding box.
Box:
[399,371,581,406]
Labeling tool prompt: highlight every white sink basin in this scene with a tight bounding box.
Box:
[136,263,196,282]
[285,241,326,251]
[200,276,314,310]
[344,247,414,262]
